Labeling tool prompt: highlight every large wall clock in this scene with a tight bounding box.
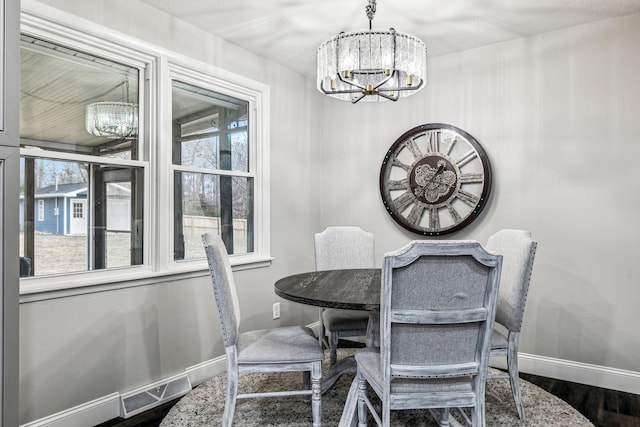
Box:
[379,123,492,236]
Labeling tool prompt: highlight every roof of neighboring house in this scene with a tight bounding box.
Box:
[20,182,130,199]
[20,182,88,199]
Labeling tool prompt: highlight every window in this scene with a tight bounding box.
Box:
[171,80,254,260]
[19,12,270,293]
[72,201,84,219]
[19,34,146,277]
[37,200,44,221]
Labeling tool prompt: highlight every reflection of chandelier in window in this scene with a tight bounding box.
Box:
[85,80,138,138]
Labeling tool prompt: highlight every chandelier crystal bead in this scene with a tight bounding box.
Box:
[316,0,427,103]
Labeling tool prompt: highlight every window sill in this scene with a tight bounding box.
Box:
[19,255,273,303]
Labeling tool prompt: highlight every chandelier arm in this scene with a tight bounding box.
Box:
[371,71,396,90]
[319,81,364,95]
[377,91,399,102]
[351,93,367,104]
[382,79,425,93]
[336,71,368,91]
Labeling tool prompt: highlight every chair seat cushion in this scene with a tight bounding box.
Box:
[491,328,508,350]
[323,308,369,332]
[355,348,473,394]
[237,326,324,364]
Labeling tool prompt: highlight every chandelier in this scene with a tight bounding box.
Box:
[316,0,427,103]
[85,80,138,138]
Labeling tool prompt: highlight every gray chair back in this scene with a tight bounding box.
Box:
[203,232,241,348]
[486,229,537,332]
[382,240,502,385]
[314,226,375,270]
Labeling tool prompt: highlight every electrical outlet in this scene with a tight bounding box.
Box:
[272,302,281,319]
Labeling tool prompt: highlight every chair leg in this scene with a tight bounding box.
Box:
[470,405,478,427]
[303,371,311,403]
[477,389,487,427]
[330,331,339,366]
[438,408,450,427]
[357,370,367,427]
[507,332,525,421]
[311,361,322,427]
[223,354,238,427]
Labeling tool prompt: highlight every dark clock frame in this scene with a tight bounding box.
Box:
[379,123,492,236]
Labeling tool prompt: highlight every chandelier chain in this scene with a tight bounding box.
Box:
[365,0,376,29]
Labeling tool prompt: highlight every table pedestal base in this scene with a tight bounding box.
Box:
[320,356,356,395]
[321,312,379,395]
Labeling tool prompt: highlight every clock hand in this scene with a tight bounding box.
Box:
[425,163,445,186]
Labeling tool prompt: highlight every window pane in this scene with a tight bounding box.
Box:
[171,81,249,172]
[174,171,253,260]
[20,35,140,160]
[19,157,144,276]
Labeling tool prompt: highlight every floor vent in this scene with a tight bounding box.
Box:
[120,373,192,418]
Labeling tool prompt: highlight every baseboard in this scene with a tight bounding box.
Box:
[491,352,640,395]
[18,356,226,427]
[185,354,226,387]
[20,393,121,427]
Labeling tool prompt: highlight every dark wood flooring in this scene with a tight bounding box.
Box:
[521,372,640,427]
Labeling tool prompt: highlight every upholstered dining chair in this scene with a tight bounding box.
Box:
[355,240,502,427]
[314,226,375,366]
[486,229,538,421]
[202,232,324,427]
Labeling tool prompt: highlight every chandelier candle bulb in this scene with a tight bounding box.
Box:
[406,75,413,86]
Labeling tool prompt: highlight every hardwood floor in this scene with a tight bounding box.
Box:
[521,373,640,427]
[95,399,179,427]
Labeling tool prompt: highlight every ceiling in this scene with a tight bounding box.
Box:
[19,0,640,153]
[138,0,640,78]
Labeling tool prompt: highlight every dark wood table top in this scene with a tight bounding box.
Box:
[274,268,381,311]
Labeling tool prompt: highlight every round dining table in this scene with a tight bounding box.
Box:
[274,268,381,311]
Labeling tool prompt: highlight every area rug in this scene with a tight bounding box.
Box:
[160,350,594,426]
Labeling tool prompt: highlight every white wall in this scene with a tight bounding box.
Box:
[20,0,323,424]
[317,13,640,374]
[18,0,640,424]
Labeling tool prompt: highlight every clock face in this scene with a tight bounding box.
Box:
[379,123,492,236]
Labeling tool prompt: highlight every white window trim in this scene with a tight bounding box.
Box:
[161,62,271,274]
[37,199,44,221]
[19,3,271,300]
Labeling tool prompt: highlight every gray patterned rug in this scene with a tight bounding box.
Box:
[161,350,594,426]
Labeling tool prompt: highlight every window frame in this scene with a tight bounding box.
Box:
[162,63,270,273]
[19,7,271,299]
[37,199,43,222]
